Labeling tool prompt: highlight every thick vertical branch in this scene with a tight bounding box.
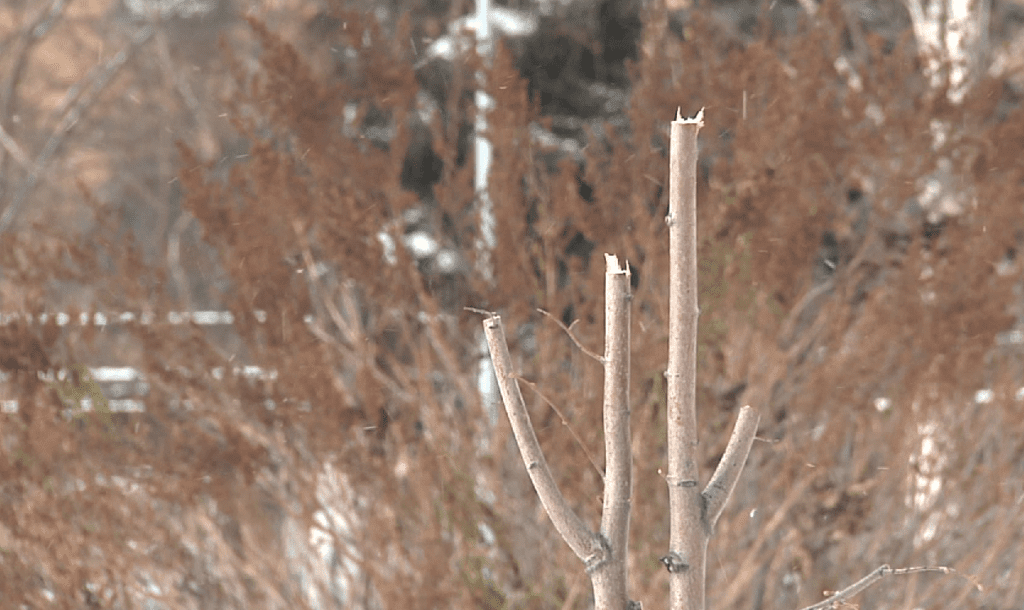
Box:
[665,108,706,610]
[663,108,760,610]
[594,254,632,610]
[482,315,606,566]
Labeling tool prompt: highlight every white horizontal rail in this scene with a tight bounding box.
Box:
[1,310,284,415]
[1,364,280,415]
[3,312,1022,416]
[1,309,259,327]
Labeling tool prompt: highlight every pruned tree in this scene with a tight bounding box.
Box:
[481,109,757,610]
[480,109,956,610]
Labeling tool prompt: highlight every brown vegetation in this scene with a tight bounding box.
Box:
[1,0,1023,608]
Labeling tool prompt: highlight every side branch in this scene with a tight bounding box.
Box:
[482,315,605,566]
[703,405,759,529]
[537,308,604,363]
[799,565,954,610]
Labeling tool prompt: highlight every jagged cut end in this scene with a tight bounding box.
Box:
[604,253,631,277]
[674,106,704,126]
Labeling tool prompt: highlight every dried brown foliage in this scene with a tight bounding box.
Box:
[1,0,1023,608]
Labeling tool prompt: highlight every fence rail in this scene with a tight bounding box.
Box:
[4,310,1023,415]
[1,310,283,414]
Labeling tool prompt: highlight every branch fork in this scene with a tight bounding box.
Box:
[480,106,958,610]
[480,109,759,610]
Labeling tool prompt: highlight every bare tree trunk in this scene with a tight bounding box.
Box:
[481,108,759,610]
[664,109,760,610]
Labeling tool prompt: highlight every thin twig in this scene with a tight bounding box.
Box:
[799,565,957,610]
[0,25,154,235]
[152,23,217,161]
[292,219,358,347]
[0,0,69,200]
[537,307,604,364]
[515,375,604,481]
[420,310,478,420]
[166,210,194,311]
[0,121,35,172]
[0,0,69,119]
